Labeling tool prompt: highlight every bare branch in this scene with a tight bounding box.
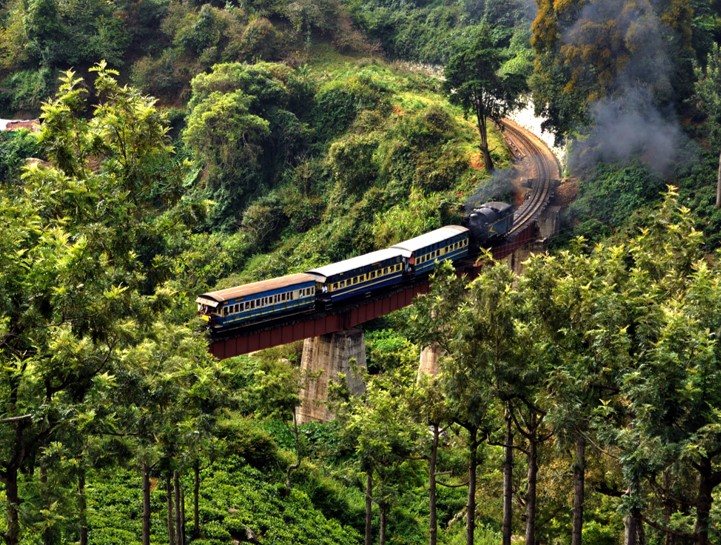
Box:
[0,415,32,425]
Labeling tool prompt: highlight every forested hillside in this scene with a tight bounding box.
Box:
[1,1,721,545]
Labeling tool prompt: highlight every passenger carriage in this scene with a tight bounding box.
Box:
[309,249,406,304]
[392,225,470,276]
[196,272,321,329]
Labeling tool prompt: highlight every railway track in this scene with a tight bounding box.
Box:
[500,119,561,237]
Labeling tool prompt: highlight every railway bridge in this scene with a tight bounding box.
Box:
[208,119,562,421]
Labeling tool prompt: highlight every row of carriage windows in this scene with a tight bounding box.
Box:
[416,238,468,264]
[220,240,468,314]
[223,287,315,316]
[329,263,403,292]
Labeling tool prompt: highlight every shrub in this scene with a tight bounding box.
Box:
[130,50,186,100]
[567,162,663,232]
[327,133,380,193]
[225,16,282,61]
[241,197,289,251]
[312,74,391,138]
[0,130,41,183]
[0,67,54,115]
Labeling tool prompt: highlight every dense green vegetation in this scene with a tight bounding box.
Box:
[1,1,721,545]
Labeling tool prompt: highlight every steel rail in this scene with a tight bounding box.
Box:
[500,119,560,237]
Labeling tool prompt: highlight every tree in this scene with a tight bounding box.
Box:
[443,25,526,172]
[183,62,312,228]
[409,371,451,545]
[692,43,721,206]
[337,365,423,545]
[518,240,630,545]
[0,64,194,545]
[530,0,697,142]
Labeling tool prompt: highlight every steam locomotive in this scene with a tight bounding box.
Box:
[196,202,513,331]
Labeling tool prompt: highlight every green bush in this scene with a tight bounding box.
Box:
[0,68,54,115]
[327,133,380,193]
[0,130,41,183]
[312,74,391,138]
[566,162,663,235]
[217,417,282,471]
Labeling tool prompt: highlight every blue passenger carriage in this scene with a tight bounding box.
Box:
[392,225,470,277]
[309,249,406,304]
[196,272,321,329]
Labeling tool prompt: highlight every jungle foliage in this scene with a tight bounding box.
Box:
[2,1,721,545]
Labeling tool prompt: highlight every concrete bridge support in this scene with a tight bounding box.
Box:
[418,343,441,377]
[297,329,367,423]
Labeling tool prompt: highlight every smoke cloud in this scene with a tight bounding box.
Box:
[464,168,517,212]
[564,0,687,176]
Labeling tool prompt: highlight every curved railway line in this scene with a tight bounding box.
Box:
[500,118,561,238]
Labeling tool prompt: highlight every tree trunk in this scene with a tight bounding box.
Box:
[429,423,439,545]
[475,105,494,172]
[180,486,186,545]
[78,465,88,545]
[663,471,675,545]
[174,471,182,545]
[167,474,176,545]
[365,469,373,545]
[467,426,479,545]
[3,465,21,545]
[193,461,200,540]
[285,409,301,494]
[624,507,645,545]
[379,501,387,545]
[142,462,151,545]
[694,457,715,545]
[572,436,586,545]
[525,433,538,545]
[716,147,721,208]
[41,464,58,545]
[502,409,514,545]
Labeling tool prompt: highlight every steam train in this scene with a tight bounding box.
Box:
[196,202,513,331]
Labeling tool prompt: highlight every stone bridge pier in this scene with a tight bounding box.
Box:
[297,329,367,423]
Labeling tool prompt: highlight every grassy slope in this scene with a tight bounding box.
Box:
[218,47,512,288]
[86,459,361,545]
